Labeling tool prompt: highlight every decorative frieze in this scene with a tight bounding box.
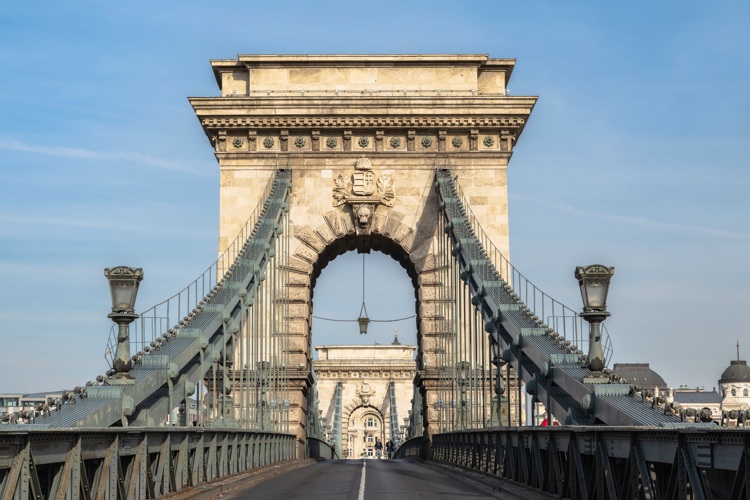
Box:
[383,211,405,236]
[201,115,526,129]
[217,130,227,152]
[420,302,442,319]
[375,130,384,151]
[287,303,310,319]
[287,272,310,287]
[323,211,345,237]
[289,256,312,274]
[370,214,386,235]
[284,286,308,303]
[392,224,412,244]
[417,270,441,287]
[294,246,318,264]
[314,223,335,245]
[295,226,325,252]
[501,130,516,152]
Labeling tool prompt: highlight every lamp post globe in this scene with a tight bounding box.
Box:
[574,265,614,372]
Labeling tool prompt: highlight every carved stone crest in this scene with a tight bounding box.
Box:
[332,157,395,235]
[356,381,376,406]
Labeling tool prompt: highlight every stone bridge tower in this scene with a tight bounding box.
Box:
[190,54,536,453]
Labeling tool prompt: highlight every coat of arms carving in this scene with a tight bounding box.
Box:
[332,157,395,235]
[356,381,376,406]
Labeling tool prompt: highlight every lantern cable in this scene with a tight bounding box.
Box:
[312,253,416,323]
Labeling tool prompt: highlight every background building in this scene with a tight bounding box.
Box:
[314,334,415,459]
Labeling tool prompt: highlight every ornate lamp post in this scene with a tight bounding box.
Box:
[574,265,615,373]
[104,266,143,385]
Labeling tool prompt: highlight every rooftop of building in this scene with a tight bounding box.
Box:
[612,363,669,391]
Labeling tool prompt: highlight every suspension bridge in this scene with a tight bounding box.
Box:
[0,54,747,500]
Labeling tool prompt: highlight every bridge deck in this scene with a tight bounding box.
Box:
[200,459,552,500]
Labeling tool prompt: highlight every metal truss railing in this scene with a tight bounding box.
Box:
[388,382,401,447]
[306,436,339,461]
[444,169,611,363]
[332,382,343,459]
[105,168,280,368]
[0,428,295,500]
[25,168,293,431]
[435,169,684,426]
[432,427,750,500]
[392,435,426,460]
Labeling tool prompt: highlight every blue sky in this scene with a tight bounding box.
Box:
[0,2,748,393]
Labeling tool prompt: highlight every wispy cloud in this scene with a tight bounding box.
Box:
[0,212,215,239]
[0,137,210,175]
[513,195,750,241]
[0,212,122,230]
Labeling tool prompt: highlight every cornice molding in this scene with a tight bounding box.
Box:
[316,365,416,372]
[199,115,526,130]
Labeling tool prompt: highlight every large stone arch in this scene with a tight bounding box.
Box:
[283,182,447,446]
[191,54,537,457]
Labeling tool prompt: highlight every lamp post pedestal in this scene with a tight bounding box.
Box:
[108,312,138,385]
[581,309,609,374]
[214,395,239,428]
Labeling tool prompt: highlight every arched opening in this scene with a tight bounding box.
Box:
[309,240,421,459]
[311,251,419,347]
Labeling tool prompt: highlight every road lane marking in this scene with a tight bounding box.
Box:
[358,459,366,500]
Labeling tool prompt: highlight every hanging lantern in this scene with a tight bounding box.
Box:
[357,312,370,335]
[357,254,369,335]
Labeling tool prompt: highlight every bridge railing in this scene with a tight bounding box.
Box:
[307,436,339,460]
[432,427,747,499]
[392,436,426,460]
[105,168,279,368]
[448,174,612,365]
[0,428,295,500]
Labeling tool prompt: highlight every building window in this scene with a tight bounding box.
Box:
[732,389,737,397]
[366,417,377,427]
[745,389,749,397]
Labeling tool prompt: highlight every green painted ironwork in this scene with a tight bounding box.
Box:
[0,428,295,500]
[431,427,749,500]
[388,381,400,447]
[332,382,343,459]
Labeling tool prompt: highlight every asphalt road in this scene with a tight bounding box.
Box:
[223,458,503,500]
